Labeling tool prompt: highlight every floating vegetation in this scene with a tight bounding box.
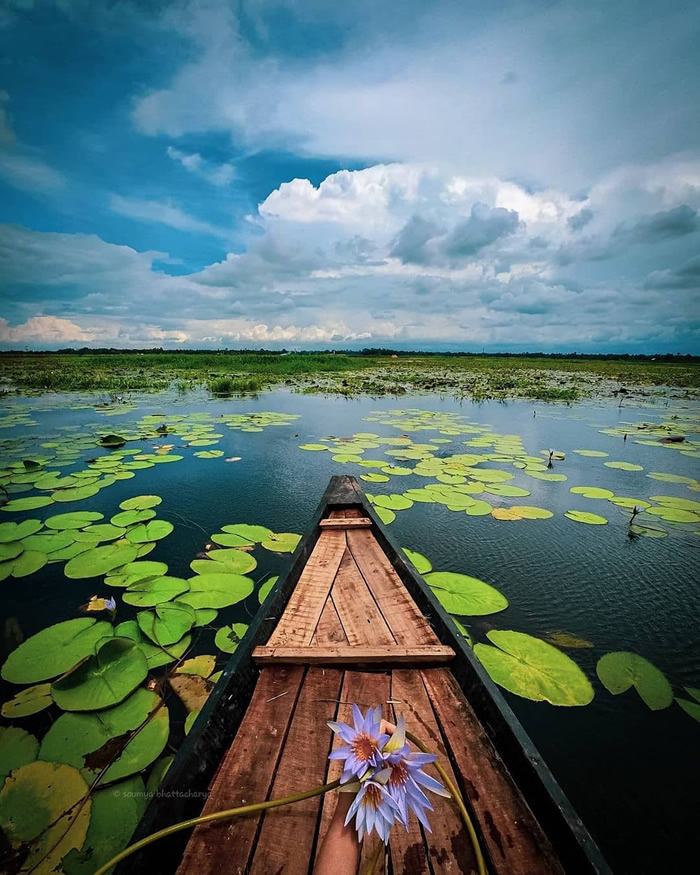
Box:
[596,652,674,711]
[564,510,609,525]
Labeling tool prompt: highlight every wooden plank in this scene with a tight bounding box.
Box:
[331,549,396,646]
[177,666,305,875]
[329,507,363,519]
[249,668,344,875]
[267,529,346,647]
[253,645,455,666]
[315,671,391,866]
[311,597,348,646]
[389,670,476,875]
[346,529,440,646]
[422,668,565,875]
[320,517,373,529]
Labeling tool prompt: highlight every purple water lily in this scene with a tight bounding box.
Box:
[328,704,389,783]
[344,776,401,842]
[328,708,449,842]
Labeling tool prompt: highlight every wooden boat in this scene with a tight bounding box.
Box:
[123,475,610,875]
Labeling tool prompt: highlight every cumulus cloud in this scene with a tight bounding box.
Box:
[0,315,95,343]
[166,146,235,186]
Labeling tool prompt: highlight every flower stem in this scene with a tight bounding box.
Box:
[405,730,487,875]
[94,779,341,875]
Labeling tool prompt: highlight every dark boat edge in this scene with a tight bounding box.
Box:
[121,474,611,875]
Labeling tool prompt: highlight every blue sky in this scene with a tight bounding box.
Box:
[0,0,698,352]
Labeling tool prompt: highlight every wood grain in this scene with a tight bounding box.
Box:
[330,549,396,646]
[422,668,565,875]
[253,645,455,666]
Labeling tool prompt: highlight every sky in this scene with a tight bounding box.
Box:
[0,0,698,352]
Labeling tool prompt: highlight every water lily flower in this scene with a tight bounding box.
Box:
[328,704,389,783]
[105,597,117,611]
[344,775,401,842]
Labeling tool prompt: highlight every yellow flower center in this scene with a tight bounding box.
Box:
[351,733,378,763]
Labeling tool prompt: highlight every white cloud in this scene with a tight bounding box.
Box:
[109,194,229,239]
[166,146,235,186]
[0,315,95,343]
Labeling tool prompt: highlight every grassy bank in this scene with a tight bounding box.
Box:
[0,351,698,401]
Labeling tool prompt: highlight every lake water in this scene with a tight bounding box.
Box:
[1,388,698,874]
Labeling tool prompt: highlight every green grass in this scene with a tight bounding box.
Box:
[0,351,698,402]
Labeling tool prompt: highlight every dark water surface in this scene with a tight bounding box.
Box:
[1,389,698,874]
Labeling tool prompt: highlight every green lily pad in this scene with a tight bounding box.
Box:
[596,652,673,710]
[299,444,329,451]
[629,524,668,538]
[180,574,254,609]
[61,775,148,875]
[570,486,615,499]
[604,462,643,471]
[475,630,594,706]
[484,484,531,498]
[215,623,249,654]
[464,500,493,516]
[126,520,174,543]
[40,688,169,784]
[146,755,173,796]
[52,637,148,711]
[137,602,196,646]
[572,449,609,457]
[1,683,53,719]
[373,494,413,511]
[677,697,700,722]
[105,560,169,588]
[115,621,191,668]
[425,571,508,616]
[374,506,396,525]
[260,532,301,553]
[4,550,48,577]
[193,608,218,626]
[65,542,139,579]
[2,618,114,684]
[111,509,157,527]
[403,549,432,574]
[646,506,700,523]
[0,726,39,779]
[608,497,651,509]
[51,484,101,503]
[332,454,363,463]
[82,523,127,542]
[0,495,54,512]
[119,495,163,511]
[648,495,700,511]
[360,473,390,483]
[646,472,696,484]
[258,575,279,604]
[0,540,23,562]
[184,710,200,734]
[191,549,257,575]
[509,505,554,520]
[0,519,43,542]
[526,471,568,482]
[123,576,190,607]
[564,510,608,525]
[21,531,76,554]
[0,761,92,872]
[45,511,104,530]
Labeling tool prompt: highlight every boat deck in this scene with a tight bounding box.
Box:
[178,509,565,875]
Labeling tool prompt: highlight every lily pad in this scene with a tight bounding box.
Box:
[258,575,279,604]
[61,775,148,875]
[596,651,673,710]
[564,510,608,525]
[648,495,700,511]
[0,726,39,779]
[119,495,162,511]
[111,509,157,527]
[646,472,696,484]
[0,540,23,562]
[677,697,700,722]
[123,576,190,607]
[374,506,396,525]
[373,494,413,511]
[0,761,92,872]
[82,523,126,542]
[572,449,609,457]
[0,495,54,512]
[260,532,301,553]
[403,548,432,574]
[299,444,329,451]
[217,523,273,545]
[137,602,196,646]
[105,560,169,588]
[45,510,104,530]
[215,623,249,654]
[2,618,114,684]
[425,571,508,616]
[180,574,254,609]
[491,508,523,520]
[360,473,390,483]
[604,461,643,471]
[191,549,257,575]
[475,630,594,706]
[509,505,553,520]
[646,506,700,523]
[570,487,615,499]
[40,688,169,784]
[65,542,139,579]
[115,621,192,669]
[0,519,43,542]
[175,655,216,678]
[51,484,101,503]
[1,683,53,719]
[51,637,148,711]
[125,520,174,543]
